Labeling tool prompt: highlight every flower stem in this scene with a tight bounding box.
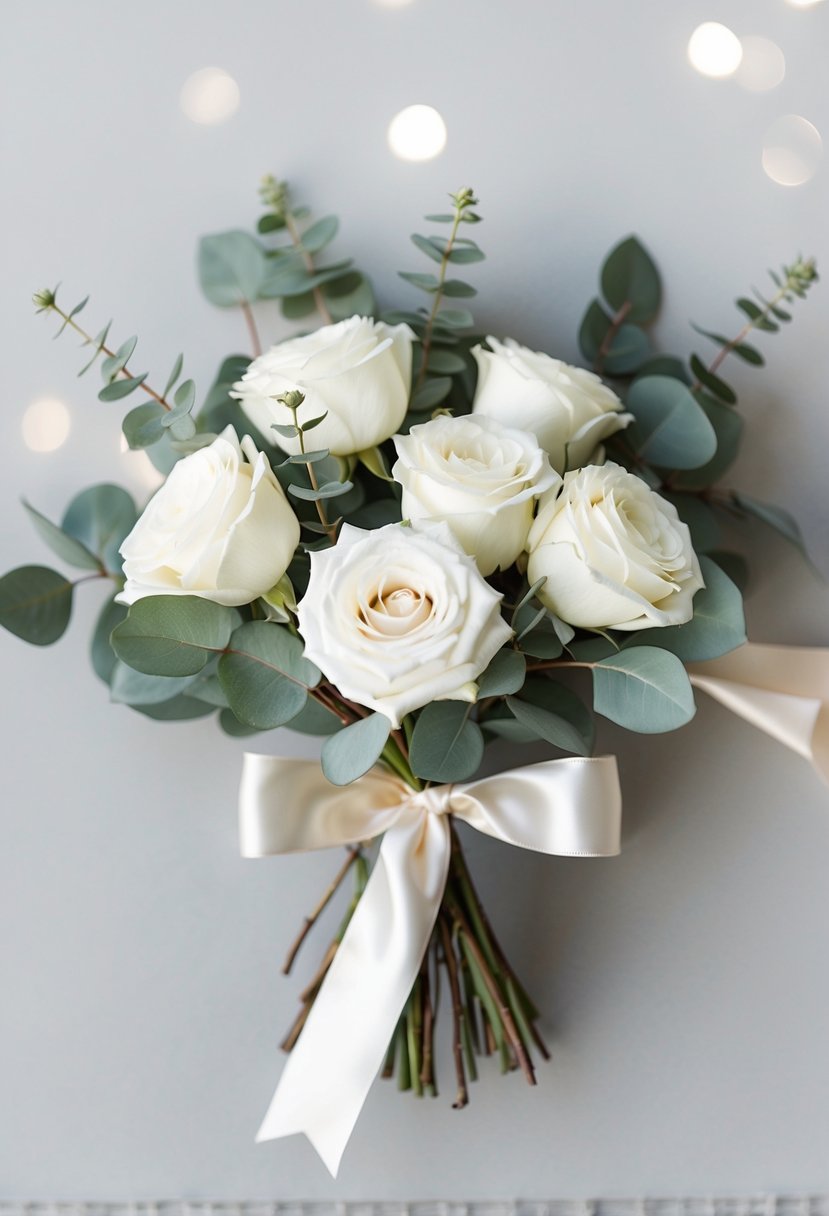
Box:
[240,300,262,357]
[281,845,363,975]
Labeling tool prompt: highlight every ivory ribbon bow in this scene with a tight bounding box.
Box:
[689,642,829,784]
[239,754,622,1175]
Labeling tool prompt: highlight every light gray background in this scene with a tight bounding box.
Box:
[2,0,828,1200]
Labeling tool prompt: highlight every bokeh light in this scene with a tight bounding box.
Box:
[736,35,786,92]
[785,0,825,8]
[180,67,240,125]
[21,397,71,452]
[762,115,823,186]
[387,105,447,161]
[687,23,743,78]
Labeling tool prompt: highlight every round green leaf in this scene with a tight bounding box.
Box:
[321,712,391,785]
[62,484,138,574]
[22,500,101,571]
[593,647,696,733]
[626,375,717,469]
[198,230,267,306]
[409,702,484,783]
[111,595,234,676]
[109,661,198,706]
[476,649,526,698]
[0,565,73,645]
[218,620,320,729]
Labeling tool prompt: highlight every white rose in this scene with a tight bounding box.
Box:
[297,522,512,727]
[118,427,299,607]
[230,315,414,457]
[391,414,559,576]
[526,462,704,631]
[472,336,632,473]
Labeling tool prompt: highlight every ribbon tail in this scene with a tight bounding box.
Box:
[256,810,451,1176]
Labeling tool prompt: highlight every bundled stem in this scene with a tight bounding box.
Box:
[278,822,547,1106]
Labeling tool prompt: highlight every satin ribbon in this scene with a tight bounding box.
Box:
[689,642,829,784]
[239,754,622,1175]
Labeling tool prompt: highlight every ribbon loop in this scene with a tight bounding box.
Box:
[240,753,622,1176]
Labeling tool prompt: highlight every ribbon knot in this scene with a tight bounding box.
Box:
[239,753,622,1176]
[407,784,455,818]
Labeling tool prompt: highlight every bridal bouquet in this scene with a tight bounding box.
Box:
[2,179,824,1174]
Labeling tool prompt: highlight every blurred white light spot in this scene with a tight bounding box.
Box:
[688,22,743,78]
[22,397,71,452]
[180,67,240,125]
[373,0,416,5]
[388,105,447,161]
[736,35,785,92]
[762,114,823,186]
[786,0,824,8]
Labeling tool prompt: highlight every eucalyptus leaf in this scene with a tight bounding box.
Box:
[123,402,166,449]
[667,395,743,491]
[99,374,147,402]
[442,279,477,298]
[22,500,101,571]
[600,235,661,325]
[110,662,198,706]
[732,491,816,568]
[593,647,696,733]
[410,701,483,783]
[476,649,526,698]
[301,215,339,254]
[285,695,345,736]
[62,484,138,574]
[198,230,267,306]
[0,565,73,645]
[426,349,467,375]
[111,595,234,676]
[410,376,453,411]
[321,712,391,785]
[505,697,591,756]
[689,354,737,405]
[602,324,651,376]
[626,375,717,469]
[218,620,321,729]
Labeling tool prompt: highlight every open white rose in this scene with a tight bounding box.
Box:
[391,414,559,576]
[297,522,512,727]
[118,427,299,607]
[230,315,414,457]
[472,336,632,473]
[526,462,704,631]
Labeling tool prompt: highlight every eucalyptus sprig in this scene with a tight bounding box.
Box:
[272,390,350,545]
[255,174,376,324]
[33,287,197,448]
[688,256,819,402]
[391,187,484,415]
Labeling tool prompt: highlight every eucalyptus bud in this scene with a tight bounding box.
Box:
[275,389,306,412]
[260,174,289,219]
[32,287,56,311]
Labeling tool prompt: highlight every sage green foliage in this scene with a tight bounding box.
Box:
[410,701,484,783]
[218,620,321,729]
[321,713,391,786]
[0,566,73,645]
[592,648,696,733]
[111,595,234,676]
[578,236,661,376]
[392,187,483,417]
[5,185,819,776]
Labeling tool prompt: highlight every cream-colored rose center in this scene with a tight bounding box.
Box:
[359,580,433,638]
